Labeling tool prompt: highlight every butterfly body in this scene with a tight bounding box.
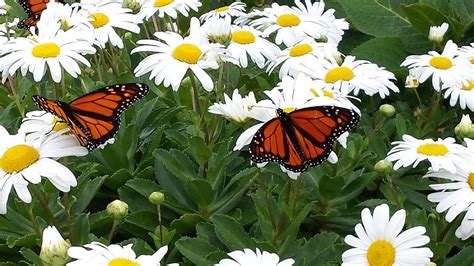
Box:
[32,83,150,151]
[249,106,360,172]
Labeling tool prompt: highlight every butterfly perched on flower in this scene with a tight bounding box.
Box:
[17,0,63,29]
[249,106,360,172]
[32,83,150,151]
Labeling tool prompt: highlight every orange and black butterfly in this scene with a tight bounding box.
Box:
[249,106,360,172]
[32,83,150,151]
[17,0,63,29]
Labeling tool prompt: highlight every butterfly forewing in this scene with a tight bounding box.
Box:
[17,0,64,29]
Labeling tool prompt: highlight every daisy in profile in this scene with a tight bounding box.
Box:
[443,79,474,112]
[456,205,474,240]
[201,16,232,45]
[0,19,95,83]
[132,18,229,91]
[82,1,141,48]
[342,204,433,265]
[200,2,246,21]
[216,248,294,266]
[300,55,399,98]
[40,226,70,265]
[250,3,327,47]
[227,25,280,68]
[401,40,471,91]
[208,89,257,123]
[18,111,69,140]
[0,126,88,214]
[267,38,337,78]
[139,0,201,20]
[386,134,471,173]
[41,2,93,34]
[67,242,177,265]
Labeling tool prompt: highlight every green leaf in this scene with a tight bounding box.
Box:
[19,247,42,265]
[71,175,107,214]
[401,4,448,36]
[210,214,254,250]
[170,213,205,234]
[118,178,161,213]
[186,180,214,208]
[72,213,90,245]
[296,232,340,263]
[188,136,212,166]
[351,37,407,70]
[123,210,158,241]
[175,237,219,266]
[444,246,474,265]
[450,0,474,25]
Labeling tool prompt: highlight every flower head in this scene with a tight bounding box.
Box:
[428,22,448,43]
[18,111,70,140]
[443,79,474,112]
[216,248,295,266]
[208,89,257,123]
[200,2,246,21]
[139,0,201,20]
[40,226,70,265]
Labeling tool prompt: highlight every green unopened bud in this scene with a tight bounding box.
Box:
[379,104,396,118]
[149,191,165,205]
[40,226,70,266]
[374,160,393,175]
[124,32,133,40]
[106,200,129,221]
[455,114,474,139]
[428,23,448,44]
[123,0,141,13]
[180,76,192,90]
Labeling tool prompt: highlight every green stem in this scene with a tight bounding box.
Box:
[60,68,66,97]
[152,15,160,33]
[275,181,292,242]
[31,185,59,228]
[99,48,109,82]
[63,193,74,244]
[216,64,225,102]
[257,173,277,244]
[188,72,201,114]
[8,76,25,117]
[25,203,41,238]
[107,220,119,243]
[384,174,403,208]
[413,88,422,106]
[157,205,163,246]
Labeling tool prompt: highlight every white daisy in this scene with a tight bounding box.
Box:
[82,1,141,48]
[293,0,349,45]
[201,16,232,45]
[267,38,337,78]
[342,204,433,265]
[300,55,399,99]
[458,43,474,64]
[216,248,295,266]
[428,22,448,43]
[443,79,474,111]
[41,2,94,35]
[208,89,257,123]
[0,19,95,83]
[18,111,70,140]
[401,40,471,91]
[40,226,70,265]
[425,167,474,223]
[386,134,471,173]
[0,0,6,15]
[456,204,474,240]
[67,242,176,265]
[200,2,246,21]
[0,126,88,214]
[227,25,280,68]
[250,3,327,47]
[405,69,420,89]
[132,18,227,91]
[139,0,201,20]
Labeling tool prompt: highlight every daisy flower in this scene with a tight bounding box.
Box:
[201,16,232,45]
[428,22,448,43]
[386,134,471,173]
[67,242,176,265]
[82,1,141,48]
[456,205,474,240]
[208,89,257,123]
[293,0,349,45]
[227,25,280,68]
[18,111,70,140]
[342,204,433,265]
[40,226,70,265]
[401,40,471,91]
[132,18,228,91]
[443,79,474,112]
[458,43,474,64]
[0,0,6,15]
[405,69,420,89]
[425,167,474,224]
[250,3,327,47]
[0,126,88,214]
[139,0,201,20]
[200,2,246,21]
[41,2,94,35]
[216,248,295,266]
[0,19,95,83]
[300,55,399,98]
[267,38,337,78]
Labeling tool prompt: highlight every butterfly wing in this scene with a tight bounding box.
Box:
[17,0,63,29]
[18,16,40,29]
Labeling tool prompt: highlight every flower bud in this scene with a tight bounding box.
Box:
[106,200,129,221]
[428,23,448,43]
[379,104,396,118]
[123,0,141,13]
[124,32,133,40]
[149,191,165,205]
[205,17,232,45]
[455,115,474,139]
[374,160,393,175]
[405,69,419,89]
[180,76,192,90]
[39,226,70,266]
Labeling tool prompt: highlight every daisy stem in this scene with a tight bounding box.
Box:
[50,75,58,100]
[156,204,163,246]
[63,192,74,244]
[94,55,104,82]
[384,174,403,208]
[413,88,422,106]
[142,23,151,39]
[216,64,225,101]
[421,90,442,129]
[104,48,120,77]
[7,76,25,117]
[25,203,41,238]
[152,15,160,33]
[275,181,292,243]
[188,72,201,114]
[257,171,278,241]
[31,185,59,228]
[99,49,109,82]
[60,68,66,97]
[107,220,119,243]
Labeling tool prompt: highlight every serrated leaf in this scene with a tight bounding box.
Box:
[175,237,219,266]
[71,175,107,214]
[401,4,448,36]
[72,213,90,245]
[170,213,205,234]
[351,37,407,70]
[444,246,474,265]
[186,179,214,208]
[211,214,254,250]
[188,136,212,166]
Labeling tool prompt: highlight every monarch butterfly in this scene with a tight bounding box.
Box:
[17,0,63,29]
[32,83,150,151]
[249,106,360,172]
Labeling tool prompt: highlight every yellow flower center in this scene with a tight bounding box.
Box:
[429,56,453,69]
[276,14,301,27]
[154,0,173,7]
[172,44,202,64]
[51,117,68,132]
[0,144,40,174]
[310,88,334,98]
[468,173,474,190]
[283,107,296,113]
[31,43,61,58]
[89,13,110,28]
[469,58,474,64]
[215,6,229,12]
[289,44,312,57]
[461,80,474,91]
[417,143,449,156]
[324,66,354,83]
[232,31,256,44]
[367,240,396,266]
[108,258,140,266]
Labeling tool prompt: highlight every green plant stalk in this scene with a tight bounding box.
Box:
[99,48,110,82]
[61,68,66,97]
[188,72,201,114]
[31,185,59,228]
[107,220,119,243]
[275,181,292,244]
[257,173,277,243]
[152,15,160,33]
[63,192,74,244]
[26,203,41,238]
[384,174,403,209]
[8,76,25,117]
[157,205,163,246]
